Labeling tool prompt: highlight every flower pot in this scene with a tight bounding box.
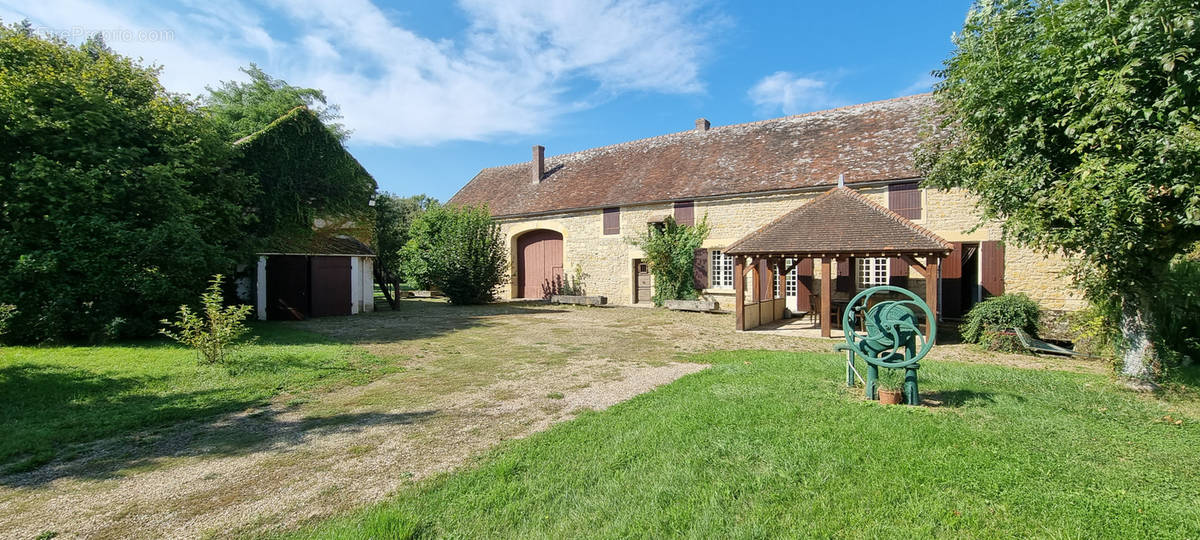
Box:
[878,388,904,405]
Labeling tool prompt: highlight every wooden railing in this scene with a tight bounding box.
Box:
[742,297,787,330]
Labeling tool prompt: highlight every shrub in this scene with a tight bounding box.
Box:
[543,264,589,298]
[0,304,15,339]
[406,205,507,305]
[628,216,710,306]
[1149,257,1200,367]
[961,293,1041,347]
[159,275,254,364]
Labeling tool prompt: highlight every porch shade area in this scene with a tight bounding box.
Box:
[724,187,953,338]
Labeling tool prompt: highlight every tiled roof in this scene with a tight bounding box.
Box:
[450,94,933,217]
[724,187,952,257]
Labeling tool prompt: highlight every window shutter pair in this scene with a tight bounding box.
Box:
[602,207,620,235]
[888,182,921,220]
[674,201,694,226]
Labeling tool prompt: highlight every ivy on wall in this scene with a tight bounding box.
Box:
[234,106,377,251]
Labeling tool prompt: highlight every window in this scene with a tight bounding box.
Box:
[857,258,890,288]
[710,250,734,289]
[774,259,798,297]
[602,207,620,235]
[674,200,694,226]
[888,182,922,220]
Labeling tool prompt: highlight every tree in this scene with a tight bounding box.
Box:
[405,205,507,305]
[204,64,349,142]
[0,24,255,342]
[628,216,710,306]
[916,0,1200,385]
[373,193,437,309]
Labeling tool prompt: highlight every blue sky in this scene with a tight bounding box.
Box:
[1,1,971,201]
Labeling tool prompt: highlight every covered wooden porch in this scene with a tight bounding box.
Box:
[724,187,953,339]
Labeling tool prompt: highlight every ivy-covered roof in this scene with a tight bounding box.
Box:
[234,106,377,253]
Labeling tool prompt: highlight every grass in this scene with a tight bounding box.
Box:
[294,350,1200,539]
[0,324,400,473]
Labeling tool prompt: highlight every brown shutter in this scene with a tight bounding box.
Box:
[889,257,908,288]
[941,243,964,317]
[693,249,708,291]
[797,259,814,311]
[674,201,694,226]
[981,241,1005,298]
[888,182,922,220]
[836,259,851,292]
[602,207,620,235]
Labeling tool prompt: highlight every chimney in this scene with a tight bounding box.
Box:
[695,118,710,131]
[531,145,545,184]
[837,173,845,187]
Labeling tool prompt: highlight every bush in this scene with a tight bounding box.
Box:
[159,275,254,364]
[1150,257,1200,367]
[0,304,15,339]
[961,293,1041,347]
[628,216,710,306]
[0,26,254,342]
[543,264,589,297]
[406,205,507,305]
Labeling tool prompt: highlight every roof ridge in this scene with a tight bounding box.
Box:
[470,93,934,173]
[836,186,953,249]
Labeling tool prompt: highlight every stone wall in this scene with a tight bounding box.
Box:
[497,186,1086,313]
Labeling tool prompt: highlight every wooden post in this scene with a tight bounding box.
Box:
[848,256,858,299]
[925,256,939,342]
[734,256,745,331]
[752,260,762,304]
[821,258,833,338]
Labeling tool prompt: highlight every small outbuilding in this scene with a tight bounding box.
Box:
[255,235,375,321]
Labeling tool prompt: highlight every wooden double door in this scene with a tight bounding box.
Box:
[516,230,563,299]
[264,255,352,320]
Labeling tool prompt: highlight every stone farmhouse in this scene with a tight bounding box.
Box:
[449,94,1083,331]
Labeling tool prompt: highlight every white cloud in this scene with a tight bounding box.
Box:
[747,71,846,116]
[899,72,938,95]
[0,0,712,146]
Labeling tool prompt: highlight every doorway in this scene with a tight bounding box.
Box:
[634,260,652,304]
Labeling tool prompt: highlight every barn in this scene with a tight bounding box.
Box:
[254,235,375,320]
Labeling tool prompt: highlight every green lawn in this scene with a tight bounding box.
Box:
[295,351,1200,539]
[0,324,400,473]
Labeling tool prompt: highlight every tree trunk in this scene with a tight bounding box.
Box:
[1119,294,1159,390]
[374,267,400,310]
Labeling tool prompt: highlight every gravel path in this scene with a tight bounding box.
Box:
[0,301,1098,538]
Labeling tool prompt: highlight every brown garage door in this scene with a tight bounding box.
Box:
[310,256,351,317]
[266,255,310,320]
[517,230,563,298]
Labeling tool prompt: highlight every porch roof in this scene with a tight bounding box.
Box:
[724,187,952,258]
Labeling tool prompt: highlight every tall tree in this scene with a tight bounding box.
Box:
[0,23,254,342]
[204,64,349,142]
[373,193,437,309]
[916,0,1200,385]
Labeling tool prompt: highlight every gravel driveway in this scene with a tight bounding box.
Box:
[0,301,1097,538]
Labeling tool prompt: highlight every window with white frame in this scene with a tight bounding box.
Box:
[710,250,734,289]
[775,259,798,297]
[857,258,890,288]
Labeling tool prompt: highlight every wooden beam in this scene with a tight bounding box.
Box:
[734,256,745,331]
[821,258,833,338]
[925,255,939,343]
[902,254,929,278]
